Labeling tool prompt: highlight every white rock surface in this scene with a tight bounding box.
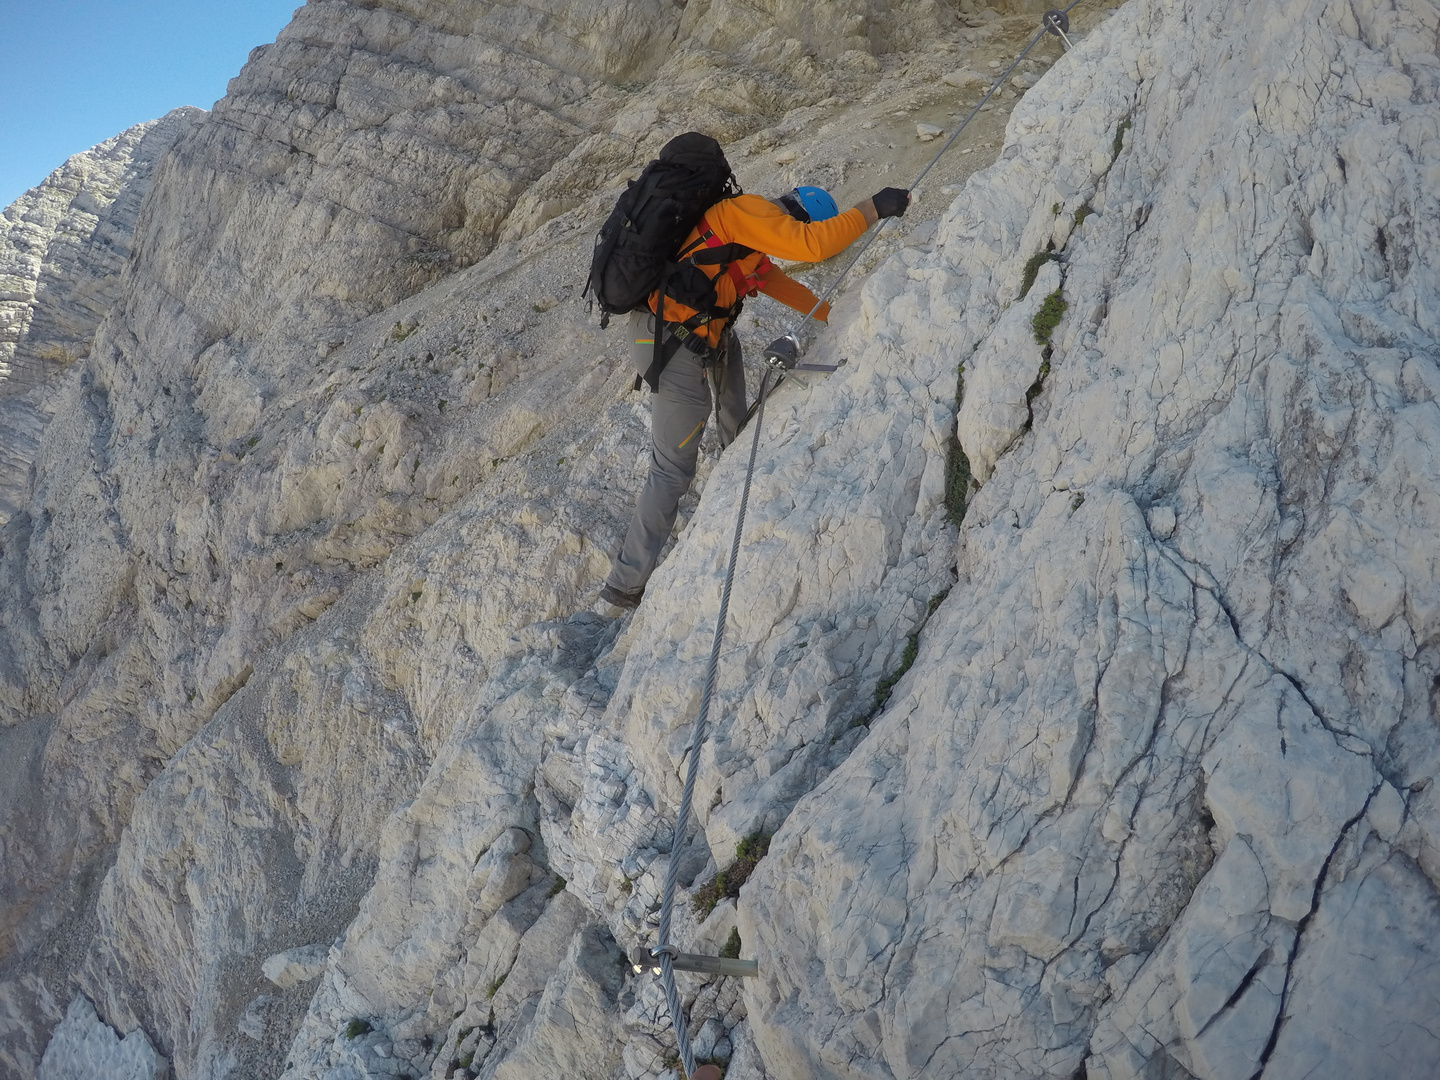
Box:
[3,0,1437,1079]
[0,110,200,527]
[0,386,51,525]
[741,0,1440,1078]
[942,69,986,88]
[262,945,331,990]
[37,996,166,1080]
[0,108,200,394]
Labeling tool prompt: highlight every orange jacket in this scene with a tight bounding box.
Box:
[650,194,868,347]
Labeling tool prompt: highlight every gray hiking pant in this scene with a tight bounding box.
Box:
[606,310,746,594]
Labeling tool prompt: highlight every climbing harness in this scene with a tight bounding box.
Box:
[645,5,1090,1074]
[762,0,1089,372]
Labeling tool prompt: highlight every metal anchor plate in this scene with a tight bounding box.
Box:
[629,944,759,979]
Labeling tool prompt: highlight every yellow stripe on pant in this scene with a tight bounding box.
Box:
[677,420,705,450]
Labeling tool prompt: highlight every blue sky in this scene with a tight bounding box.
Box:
[1,1,302,209]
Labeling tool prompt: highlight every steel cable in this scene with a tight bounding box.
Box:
[654,366,774,1078]
[789,0,1088,336]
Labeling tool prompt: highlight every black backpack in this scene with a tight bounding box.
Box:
[584,132,752,389]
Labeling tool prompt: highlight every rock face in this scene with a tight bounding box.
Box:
[0,108,200,395]
[36,996,165,1080]
[0,388,52,525]
[0,109,200,526]
[1,0,1437,1079]
[743,1,1440,1077]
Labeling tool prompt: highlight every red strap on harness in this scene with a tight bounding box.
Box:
[697,217,771,298]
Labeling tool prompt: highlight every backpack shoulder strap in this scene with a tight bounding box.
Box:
[690,217,772,298]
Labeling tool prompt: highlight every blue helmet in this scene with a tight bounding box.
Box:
[782,185,839,223]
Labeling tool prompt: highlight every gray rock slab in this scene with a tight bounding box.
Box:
[263,945,331,990]
[37,996,165,1080]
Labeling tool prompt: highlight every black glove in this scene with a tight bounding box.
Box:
[871,187,910,219]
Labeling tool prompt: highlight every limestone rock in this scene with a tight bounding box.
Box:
[0,976,64,1080]
[486,922,626,1080]
[37,996,165,1080]
[942,69,984,88]
[4,0,1437,1079]
[0,385,50,525]
[0,109,200,527]
[262,945,331,990]
[1259,845,1440,1080]
[0,0,949,1002]
[238,994,286,1043]
[957,255,1059,483]
[0,108,200,395]
[723,1021,770,1080]
[0,2,1013,1072]
[743,0,1440,1077]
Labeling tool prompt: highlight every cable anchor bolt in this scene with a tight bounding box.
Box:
[1043,9,1075,50]
[763,332,803,371]
[762,332,838,374]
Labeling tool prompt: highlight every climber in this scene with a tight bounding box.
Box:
[599,182,910,611]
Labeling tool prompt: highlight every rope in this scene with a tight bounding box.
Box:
[654,366,774,1078]
[649,4,1088,1071]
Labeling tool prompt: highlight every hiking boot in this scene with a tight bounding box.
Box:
[600,583,644,611]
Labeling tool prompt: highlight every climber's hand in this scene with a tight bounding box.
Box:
[870,187,911,219]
